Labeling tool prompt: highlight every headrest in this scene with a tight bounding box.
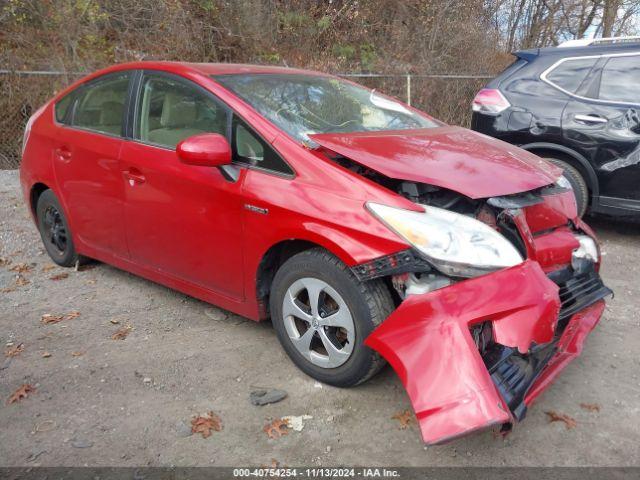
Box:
[160,93,197,128]
[100,101,123,125]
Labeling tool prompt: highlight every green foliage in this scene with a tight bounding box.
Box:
[332,44,356,61]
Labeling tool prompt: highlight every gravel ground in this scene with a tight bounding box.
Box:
[0,169,638,467]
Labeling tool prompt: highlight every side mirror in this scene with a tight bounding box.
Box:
[176,133,232,167]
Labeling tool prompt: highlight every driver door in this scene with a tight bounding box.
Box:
[120,71,245,299]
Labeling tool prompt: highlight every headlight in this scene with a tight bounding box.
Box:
[367,203,523,278]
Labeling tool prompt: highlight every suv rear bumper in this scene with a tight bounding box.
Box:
[365,259,610,445]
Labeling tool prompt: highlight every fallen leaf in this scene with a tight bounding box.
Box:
[49,273,69,281]
[7,384,36,405]
[545,410,577,429]
[71,351,84,357]
[5,343,24,357]
[41,311,80,324]
[392,409,413,429]
[109,319,120,325]
[10,263,32,273]
[1,287,16,293]
[580,403,601,413]
[41,264,56,272]
[15,275,30,286]
[191,411,222,438]
[0,257,10,267]
[263,418,290,439]
[111,325,132,340]
[42,351,51,358]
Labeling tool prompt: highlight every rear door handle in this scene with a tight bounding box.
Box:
[123,169,146,185]
[54,147,72,162]
[574,114,608,124]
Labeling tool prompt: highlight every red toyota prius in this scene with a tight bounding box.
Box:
[20,62,611,444]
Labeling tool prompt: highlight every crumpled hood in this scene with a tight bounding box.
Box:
[310,126,561,199]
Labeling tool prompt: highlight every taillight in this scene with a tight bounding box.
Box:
[472,88,510,114]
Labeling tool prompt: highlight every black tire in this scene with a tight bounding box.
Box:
[36,189,80,267]
[544,157,589,217]
[269,248,394,387]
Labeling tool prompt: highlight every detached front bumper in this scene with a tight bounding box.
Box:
[365,259,611,445]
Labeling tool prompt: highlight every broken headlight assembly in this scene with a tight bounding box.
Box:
[367,202,523,278]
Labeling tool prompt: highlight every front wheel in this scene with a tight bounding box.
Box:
[269,248,394,387]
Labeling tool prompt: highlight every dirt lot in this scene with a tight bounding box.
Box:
[0,169,639,467]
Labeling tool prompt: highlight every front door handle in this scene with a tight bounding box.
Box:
[575,114,608,124]
[123,169,146,185]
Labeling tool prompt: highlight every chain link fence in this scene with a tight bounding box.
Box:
[0,71,490,169]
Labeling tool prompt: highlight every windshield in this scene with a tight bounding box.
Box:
[214,74,439,143]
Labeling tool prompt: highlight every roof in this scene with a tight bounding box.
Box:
[515,40,640,61]
[151,61,329,77]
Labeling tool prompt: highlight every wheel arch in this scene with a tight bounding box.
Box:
[519,142,599,197]
[29,182,51,219]
[255,239,327,319]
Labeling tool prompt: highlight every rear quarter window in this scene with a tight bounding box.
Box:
[54,93,74,124]
[598,55,640,104]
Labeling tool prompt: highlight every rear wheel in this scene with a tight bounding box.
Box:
[36,190,81,267]
[544,157,589,217]
[269,248,394,387]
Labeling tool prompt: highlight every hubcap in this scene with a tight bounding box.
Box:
[282,277,355,369]
[42,206,67,255]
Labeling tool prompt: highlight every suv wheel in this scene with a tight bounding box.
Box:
[269,248,394,387]
[544,158,589,217]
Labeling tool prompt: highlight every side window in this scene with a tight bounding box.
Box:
[545,57,597,94]
[73,72,130,136]
[598,56,640,104]
[55,93,74,124]
[135,74,228,149]
[232,115,293,175]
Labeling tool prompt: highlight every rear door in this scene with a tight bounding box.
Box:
[562,53,640,208]
[52,71,132,257]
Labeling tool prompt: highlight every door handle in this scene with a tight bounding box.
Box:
[123,169,146,185]
[574,114,608,124]
[54,147,72,162]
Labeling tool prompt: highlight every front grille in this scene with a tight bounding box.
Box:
[556,269,611,326]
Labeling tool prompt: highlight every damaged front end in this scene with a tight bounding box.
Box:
[357,187,611,445]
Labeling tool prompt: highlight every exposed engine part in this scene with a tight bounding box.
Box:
[470,321,493,355]
[487,191,543,209]
[392,272,452,299]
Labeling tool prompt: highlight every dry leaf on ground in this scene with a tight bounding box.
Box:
[7,384,36,405]
[49,273,69,281]
[111,325,132,340]
[42,351,51,358]
[392,409,413,429]
[9,263,32,273]
[15,275,30,286]
[41,264,56,272]
[5,343,24,357]
[580,403,601,412]
[109,319,120,325]
[71,351,84,357]
[263,418,290,439]
[545,410,577,429]
[191,411,222,438]
[1,287,16,293]
[41,311,80,324]
[0,257,10,267]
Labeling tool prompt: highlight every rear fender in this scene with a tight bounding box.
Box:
[365,260,560,444]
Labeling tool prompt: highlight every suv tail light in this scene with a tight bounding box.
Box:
[472,89,510,114]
